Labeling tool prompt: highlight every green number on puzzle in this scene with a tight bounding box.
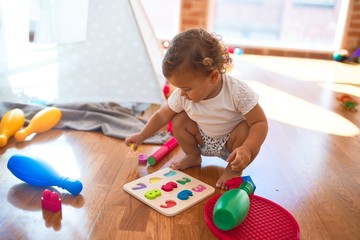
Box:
[176,177,191,185]
[144,189,162,200]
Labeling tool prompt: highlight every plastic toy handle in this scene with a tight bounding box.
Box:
[13,129,31,142]
[0,135,8,147]
[14,107,62,142]
[60,177,83,195]
[213,181,255,230]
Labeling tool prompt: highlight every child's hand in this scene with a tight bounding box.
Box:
[124,133,146,151]
[227,146,251,173]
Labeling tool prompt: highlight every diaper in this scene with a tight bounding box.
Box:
[199,128,230,160]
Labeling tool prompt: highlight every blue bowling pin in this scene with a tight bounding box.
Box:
[7,154,83,195]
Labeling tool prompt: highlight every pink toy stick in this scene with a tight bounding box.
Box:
[147,137,178,166]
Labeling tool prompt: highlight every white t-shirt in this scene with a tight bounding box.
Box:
[168,74,259,139]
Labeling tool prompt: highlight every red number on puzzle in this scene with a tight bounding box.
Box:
[161,181,178,192]
[160,200,177,208]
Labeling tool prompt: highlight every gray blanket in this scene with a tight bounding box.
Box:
[0,102,171,144]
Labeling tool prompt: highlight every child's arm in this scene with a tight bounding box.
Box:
[124,104,176,151]
[227,103,268,172]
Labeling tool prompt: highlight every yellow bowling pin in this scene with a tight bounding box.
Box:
[0,108,25,147]
[15,107,62,142]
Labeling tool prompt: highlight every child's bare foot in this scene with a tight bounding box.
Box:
[216,165,242,189]
[170,154,202,170]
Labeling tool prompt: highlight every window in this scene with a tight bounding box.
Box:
[140,0,180,40]
[214,0,350,51]
[292,0,336,7]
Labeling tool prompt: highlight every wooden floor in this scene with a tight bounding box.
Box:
[1,55,359,240]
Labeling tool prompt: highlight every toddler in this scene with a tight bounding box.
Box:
[125,28,268,189]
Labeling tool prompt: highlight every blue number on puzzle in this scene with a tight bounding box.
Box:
[144,189,161,200]
[177,190,193,200]
[176,177,191,185]
[164,170,177,177]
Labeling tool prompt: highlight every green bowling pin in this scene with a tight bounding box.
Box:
[213,181,254,230]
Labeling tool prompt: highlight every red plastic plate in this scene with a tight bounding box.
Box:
[204,194,300,240]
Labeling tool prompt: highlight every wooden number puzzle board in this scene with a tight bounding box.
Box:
[123,167,215,216]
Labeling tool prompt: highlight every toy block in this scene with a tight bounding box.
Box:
[138,154,148,164]
[41,189,62,213]
[226,176,256,192]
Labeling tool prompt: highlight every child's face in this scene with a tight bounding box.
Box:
[167,70,221,103]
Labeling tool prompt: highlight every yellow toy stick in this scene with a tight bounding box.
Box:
[0,108,25,147]
[15,107,62,142]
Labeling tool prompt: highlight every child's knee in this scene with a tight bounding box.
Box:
[172,112,189,129]
[172,112,199,136]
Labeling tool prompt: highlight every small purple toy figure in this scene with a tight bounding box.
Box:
[353,47,360,63]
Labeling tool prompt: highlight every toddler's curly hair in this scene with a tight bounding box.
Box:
[162,28,232,78]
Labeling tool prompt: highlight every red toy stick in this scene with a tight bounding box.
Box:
[147,137,178,166]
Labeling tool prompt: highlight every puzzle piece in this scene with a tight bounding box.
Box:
[192,184,206,192]
[145,189,162,200]
[177,190,193,200]
[160,200,177,208]
[149,177,162,183]
[132,183,147,190]
[161,181,177,192]
[176,177,191,185]
[164,170,177,177]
